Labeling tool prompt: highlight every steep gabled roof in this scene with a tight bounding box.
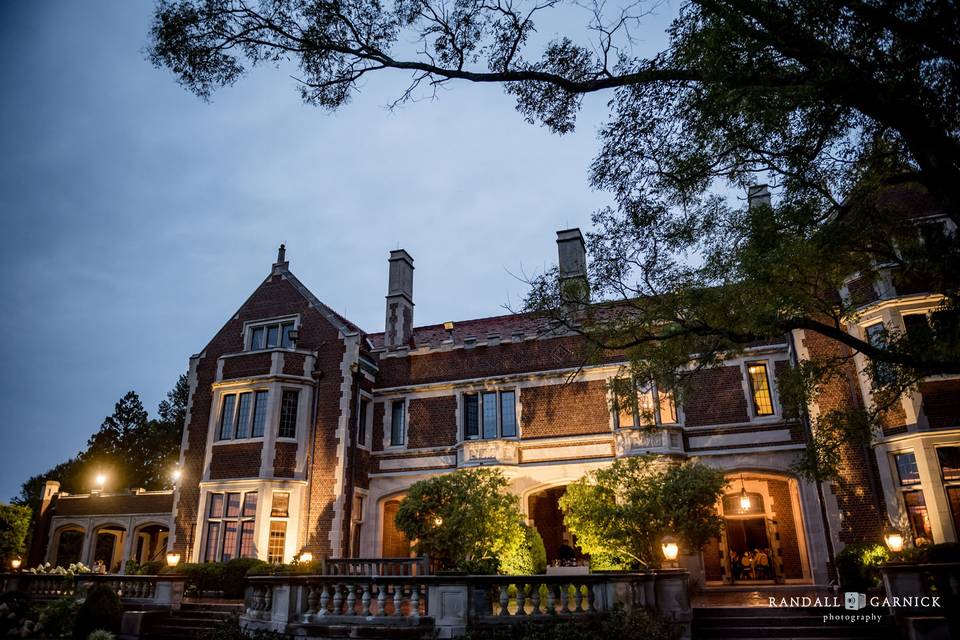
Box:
[368,311,551,350]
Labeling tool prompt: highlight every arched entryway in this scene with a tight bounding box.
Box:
[52,526,85,567]
[703,471,812,585]
[130,523,169,565]
[527,485,584,567]
[90,524,126,573]
[380,498,411,557]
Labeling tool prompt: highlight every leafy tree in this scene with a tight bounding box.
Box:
[559,455,727,569]
[0,504,32,567]
[149,2,960,479]
[395,468,536,573]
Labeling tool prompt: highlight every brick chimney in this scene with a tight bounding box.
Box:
[556,228,589,306]
[384,249,414,349]
[748,184,771,209]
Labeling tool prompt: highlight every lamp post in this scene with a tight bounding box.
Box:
[883,526,905,555]
[94,473,107,493]
[10,557,21,572]
[298,551,313,564]
[166,552,181,569]
[661,535,679,569]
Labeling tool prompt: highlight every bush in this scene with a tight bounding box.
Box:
[73,584,122,640]
[39,597,82,638]
[171,563,226,595]
[464,606,675,640]
[0,591,37,637]
[499,525,547,575]
[87,631,116,640]
[222,558,269,598]
[923,542,960,563]
[198,617,284,640]
[136,560,165,575]
[835,542,889,591]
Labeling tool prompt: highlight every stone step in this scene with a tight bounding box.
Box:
[692,625,898,638]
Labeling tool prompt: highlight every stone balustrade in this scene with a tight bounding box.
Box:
[0,573,185,608]
[242,570,691,639]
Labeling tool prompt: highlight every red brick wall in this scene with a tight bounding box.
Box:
[209,443,262,479]
[768,478,803,579]
[273,442,298,477]
[684,366,750,426]
[801,329,885,544]
[703,537,723,581]
[407,396,457,448]
[520,380,611,438]
[283,353,307,376]
[920,380,960,429]
[377,335,620,388]
[173,272,350,559]
[221,352,273,379]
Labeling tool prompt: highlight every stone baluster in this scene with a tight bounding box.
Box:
[263,585,273,618]
[318,583,330,617]
[530,583,541,615]
[361,584,372,616]
[306,584,319,620]
[546,584,556,613]
[516,583,528,616]
[587,584,597,612]
[410,584,420,620]
[376,584,387,616]
[332,583,343,614]
[498,584,510,616]
[346,584,356,615]
[574,583,584,612]
[559,583,569,613]
[393,584,403,616]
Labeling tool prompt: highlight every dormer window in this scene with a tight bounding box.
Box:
[247,319,296,351]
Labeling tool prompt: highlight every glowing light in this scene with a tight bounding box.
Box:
[433,516,443,527]
[95,473,107,490]
[739,488,752,511]
[884,527,904,554]
[661,536,679,562]
[166,552,181,568]
[171,468,182,482]
[10,558,21,571]
[299,551,313,564]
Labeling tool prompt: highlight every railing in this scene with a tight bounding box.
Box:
[322,556,430,577]
[242,570,691,639]
[0,573,186,608]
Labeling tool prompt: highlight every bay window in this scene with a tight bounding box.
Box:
[615,380,677,428]
[204,490,258,562]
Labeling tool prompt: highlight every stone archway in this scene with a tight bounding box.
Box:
[380,498,411,558]
[90,524,126,573]
[130,523,170,565]
[526,485,582,567]
[704,471,812,586]
[53,527,85,567]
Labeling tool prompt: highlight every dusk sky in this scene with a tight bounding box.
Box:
[0,1,675,501]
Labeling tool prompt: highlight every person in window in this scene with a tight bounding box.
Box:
[754,548,770,579]
[729,550,741,581]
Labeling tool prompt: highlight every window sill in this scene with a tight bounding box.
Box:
[213,437,265,446]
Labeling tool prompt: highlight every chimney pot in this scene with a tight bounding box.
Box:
[556,228,589,306]
[748,184,771,209]
[385,249,415,349]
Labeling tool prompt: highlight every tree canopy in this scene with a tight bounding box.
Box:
[148,1,960,478]
[559,455,727,569]
[394,468,545,573]
[15,374,188,512]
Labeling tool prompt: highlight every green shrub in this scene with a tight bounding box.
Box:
[464,606,675,640]
[39,597,82,638]
[136,560,165,575]
[835,542,889,591]
[222,558,269,598]
[73,584,122,640]
[87,630,116,640]
[172,562,226,595]
[499,525,547,575]
[198,617,284,640]
[0,591,37,636]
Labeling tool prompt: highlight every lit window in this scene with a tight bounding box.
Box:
[938,447,960,482]
[205,490,258,562]
[247,320,296,351]
[746,363,774,416]
[268,522,287,564]
[278,390,299,439]
[463,391,518,439]
[904,490,932,545]
[615,380,678,427]
[391,400,405,446]
[271,492,290,517]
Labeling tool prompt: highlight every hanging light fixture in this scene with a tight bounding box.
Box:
[739,474,751,511]
[883,526,904,554]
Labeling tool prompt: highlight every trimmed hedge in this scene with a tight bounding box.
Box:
[73,584,122,640]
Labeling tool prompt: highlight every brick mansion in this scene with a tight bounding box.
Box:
[27,194,960,589]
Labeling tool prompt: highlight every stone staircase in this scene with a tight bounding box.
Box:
[143,602,244,640]
[691,606,903,640]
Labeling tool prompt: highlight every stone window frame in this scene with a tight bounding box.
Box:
[216,388,271,442]
[202,489,259,562]
[732,354,787,424]
[355,392,374,451]
[610,375,679,430]
[890,448,933,546]
[459,387,521,442]
[935,444,960,541]
[241,314,301,352]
